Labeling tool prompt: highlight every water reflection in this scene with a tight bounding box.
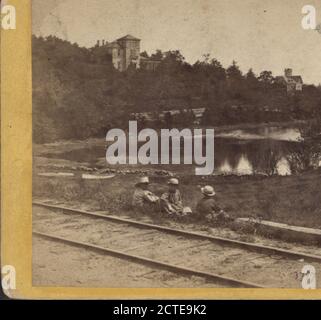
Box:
[216,127,303,142]
[181,126,305,176]
[42,126,320,176]
[214,137,297,176]
[275,157,291,176]
[217,155,254,175]
[158,129,303,176]
[218,159,233,174]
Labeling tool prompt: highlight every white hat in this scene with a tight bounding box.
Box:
[168,178,179,185]
[201,185,216,197]
[183,207,192,214]
[138,176,149,184]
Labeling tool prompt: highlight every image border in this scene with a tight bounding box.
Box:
[1,0,321,299]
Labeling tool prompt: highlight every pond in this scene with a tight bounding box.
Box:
[41,126,321,176]
[214,126,303,176]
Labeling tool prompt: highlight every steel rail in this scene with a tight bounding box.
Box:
[33,201,321,263]
[33,230,264,288]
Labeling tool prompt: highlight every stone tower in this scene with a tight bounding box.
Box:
[116,35,141,71]
[284,68,293,78]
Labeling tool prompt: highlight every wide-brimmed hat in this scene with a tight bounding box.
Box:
[137,176,150,185]
[201,185,216,197]
[183,207,192,214]
[168,178,179,185]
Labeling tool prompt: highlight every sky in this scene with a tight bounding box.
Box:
[32,0,321,84]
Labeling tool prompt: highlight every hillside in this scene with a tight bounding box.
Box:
[32,36,321,143]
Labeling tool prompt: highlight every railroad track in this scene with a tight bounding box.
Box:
[33,201,321,288]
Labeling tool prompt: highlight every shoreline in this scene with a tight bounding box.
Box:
[35,119,309,148]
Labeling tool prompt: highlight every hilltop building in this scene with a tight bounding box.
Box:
[93,34,162,71]
[275,68,303,94]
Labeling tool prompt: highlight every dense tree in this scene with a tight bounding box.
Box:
[32,36,321,142]
[150,49,163,60]
[258,70,274,84]
[226,60,243,80]
[140,51,149,58]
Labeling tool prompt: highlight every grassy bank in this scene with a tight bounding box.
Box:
[33,167,321,229]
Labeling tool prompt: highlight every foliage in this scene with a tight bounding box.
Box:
[32,36,321,142]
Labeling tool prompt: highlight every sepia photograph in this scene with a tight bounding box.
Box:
[30,0,321,290]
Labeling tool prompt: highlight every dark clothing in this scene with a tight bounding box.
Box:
[161,190,184,215]
[132,187,160,214]
[196,196,232,223]
[196,196,221,218]
[132,188,159,207]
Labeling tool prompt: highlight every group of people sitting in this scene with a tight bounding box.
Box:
[132,176,232,224]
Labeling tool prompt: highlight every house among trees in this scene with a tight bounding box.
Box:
[92,34,162,71]
[275,68,303,94]
[139,55,163,71]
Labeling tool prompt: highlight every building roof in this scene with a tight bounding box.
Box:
[288,76,303,83]
[106,41,120,48]
[117,34,140,41]
[275,75,303,84]
[140,55,162,62]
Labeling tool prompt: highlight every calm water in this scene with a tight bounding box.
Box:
[42,126,321,176]
[214,127,303,176]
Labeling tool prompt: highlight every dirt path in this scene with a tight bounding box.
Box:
[33,237,223,288]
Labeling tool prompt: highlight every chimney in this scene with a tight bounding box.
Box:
[102,40,105,46]
[284,68,292,77]
[96,40,100,47]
